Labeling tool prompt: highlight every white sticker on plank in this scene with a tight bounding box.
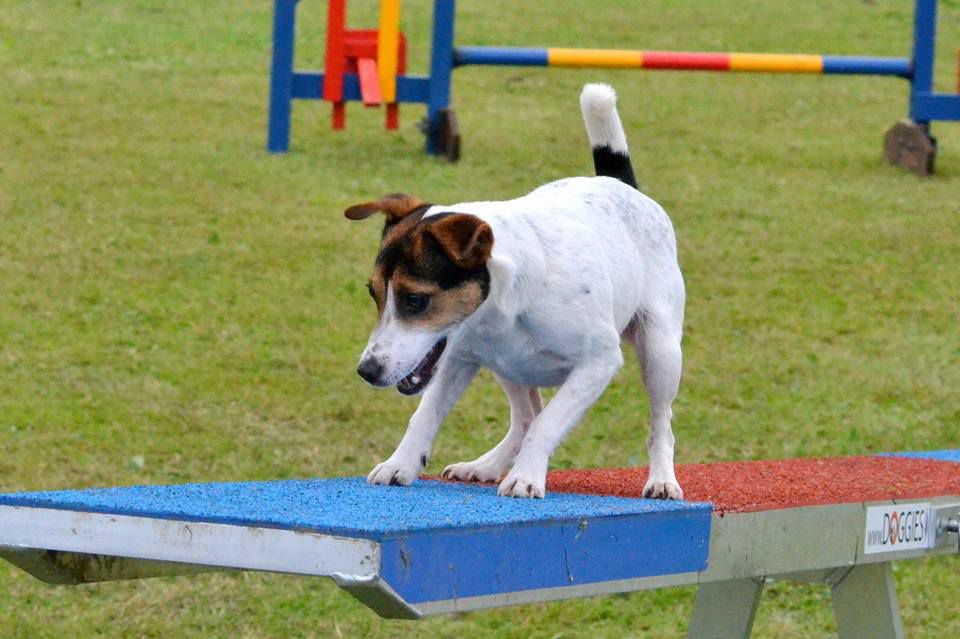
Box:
[864,503,934,554]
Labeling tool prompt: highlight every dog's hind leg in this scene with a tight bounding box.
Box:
[628,309,684,499]
[442,374,542,483]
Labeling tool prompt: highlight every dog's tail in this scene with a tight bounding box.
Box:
[579,83,638,190]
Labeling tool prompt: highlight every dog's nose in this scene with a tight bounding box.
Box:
[357,358,384,385]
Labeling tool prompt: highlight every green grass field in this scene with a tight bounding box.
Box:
[2,0,959,636]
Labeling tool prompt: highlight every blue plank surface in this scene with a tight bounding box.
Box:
[381,508,710,603]
[884,449,960,464]
[0,478,710,542]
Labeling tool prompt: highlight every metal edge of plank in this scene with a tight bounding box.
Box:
[0,547,222,585]
[0,505,380,581]
[414,569,700,616]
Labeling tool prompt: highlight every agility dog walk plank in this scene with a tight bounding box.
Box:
[0,451,958,621]
[0,479,710,617]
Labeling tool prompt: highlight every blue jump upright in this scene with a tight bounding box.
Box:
[267,0,456,158]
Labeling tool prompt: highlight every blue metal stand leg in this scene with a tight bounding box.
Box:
[426,0,457,157]
[908,0,937,127]
[883,0,939,175]
[903,0,960,135]
[267,0,298,153]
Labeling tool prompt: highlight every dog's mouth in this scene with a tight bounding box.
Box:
[396,337,447,396]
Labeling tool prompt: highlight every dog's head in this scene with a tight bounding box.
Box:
[346,193,493,395]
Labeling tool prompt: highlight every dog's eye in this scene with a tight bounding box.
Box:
[366,282,375,298]
[404,293,429,314]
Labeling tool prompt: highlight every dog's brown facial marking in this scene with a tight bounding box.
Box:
[383,213,492,332]
[391,267,487,332]
[366,273,386,315]
[346,196,494,329]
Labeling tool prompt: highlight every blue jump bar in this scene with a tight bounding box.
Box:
[822,55,912,77]
[454,46,548,67]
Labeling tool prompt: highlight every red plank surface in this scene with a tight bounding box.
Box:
[547,456,960,514]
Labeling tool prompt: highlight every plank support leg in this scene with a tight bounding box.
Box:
[687,578,764,639]
[831,562,904,639]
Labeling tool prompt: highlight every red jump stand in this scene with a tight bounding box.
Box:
[323,0,407,131]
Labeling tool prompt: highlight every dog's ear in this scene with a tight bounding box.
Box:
[344,193,426,222]
[425,214,494,269]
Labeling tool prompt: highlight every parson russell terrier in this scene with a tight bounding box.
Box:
[346,84,685,499]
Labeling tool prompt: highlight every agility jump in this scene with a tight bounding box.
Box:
[2,450,959,638]
[266,0,959,174]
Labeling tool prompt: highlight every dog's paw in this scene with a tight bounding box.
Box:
[497,470,546,499]
[642,478,683,500]
[367,457,420,486]
[441,458,508,483]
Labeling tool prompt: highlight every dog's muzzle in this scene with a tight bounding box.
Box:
[356,337,448,395]
[395,337,447,395]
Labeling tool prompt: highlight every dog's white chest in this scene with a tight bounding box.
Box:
[453,312,576,387]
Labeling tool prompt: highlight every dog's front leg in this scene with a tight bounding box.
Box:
[498,346,623,498]
[367,358,479,486]
[441,374,543,483]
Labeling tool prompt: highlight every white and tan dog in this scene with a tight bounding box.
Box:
[346,84,685,499]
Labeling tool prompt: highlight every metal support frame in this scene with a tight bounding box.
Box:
[687,578,764,639]
[832,563,905,639]
[687,563,906,639]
